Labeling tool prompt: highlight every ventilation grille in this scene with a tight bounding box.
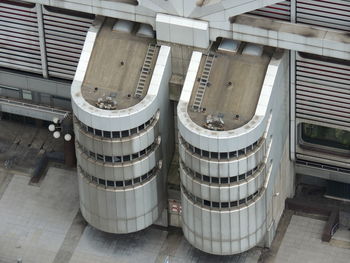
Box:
[43,7,94,80]
[0,1,94,80]
[295,52,350,128]
[296,159,350,174]
[0,1,42,74]
[248,0,291,21]
[296,0,350,32]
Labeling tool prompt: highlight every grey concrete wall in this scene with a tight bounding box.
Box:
[0,70,71,99]
[263,51,294,247]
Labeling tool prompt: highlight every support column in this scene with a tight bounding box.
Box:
[36,4,49,78]
[62,114,76,167]
[290,1,296,161]
[290,50,296,161]
[290,0,296,23]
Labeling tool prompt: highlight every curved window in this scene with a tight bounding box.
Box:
[181,161,262,184]
[180,136,261,160]
[77,139,158,163]
[182,186,260,210]
[79,166,157,188]
[74,113,157,139]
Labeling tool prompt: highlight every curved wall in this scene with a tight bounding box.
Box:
[73,111,160,156]
[181,188,267,255]
[177,50,286,255]
[71,19,172,233]
[180,161,267,203]
[78,168,162,233]
[179,137,266,177]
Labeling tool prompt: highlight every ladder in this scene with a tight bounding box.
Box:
[134,43,157,98]
[192,53,215,111]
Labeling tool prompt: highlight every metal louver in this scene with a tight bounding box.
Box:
[43,6,94,80]
[0,1,42,74]
[296,0,350,32]
[296,52,350,128]
[248,0,291,21]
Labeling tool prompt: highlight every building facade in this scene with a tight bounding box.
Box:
[71,17,174,233]
[177,47,290,254]
[0,0,349,256]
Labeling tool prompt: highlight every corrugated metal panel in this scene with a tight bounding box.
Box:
[43,6,94,80]
[248,0,291,21]
[296,52,350,128]
[0,1,94,80]
[296,0,350,32]
[0,1,42,74]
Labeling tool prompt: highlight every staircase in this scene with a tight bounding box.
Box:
[192,53,215,111]
[134,43,157,98]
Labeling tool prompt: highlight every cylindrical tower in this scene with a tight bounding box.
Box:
[71,17,172,233]
[177,47,286,255]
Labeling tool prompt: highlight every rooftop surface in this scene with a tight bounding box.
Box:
[82,18,158,110]
[188,45,274,131]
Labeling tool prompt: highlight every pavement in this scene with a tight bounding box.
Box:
[0,168,79,263]
[0,120,63,175]
[0,167,261,263]
[274,215,350,263]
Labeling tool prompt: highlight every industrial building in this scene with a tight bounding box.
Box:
[0,0,349,256]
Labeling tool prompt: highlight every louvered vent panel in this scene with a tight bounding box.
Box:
[0,1,42,74]
[296,0,350,32]
[296,52,350,128]
[43,7,94,80]
[248,0,291,21]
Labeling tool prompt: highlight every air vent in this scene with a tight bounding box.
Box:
[242,44,263,57]
[136,24,155,38]
[113,19,134,33]
[218,39,240,53]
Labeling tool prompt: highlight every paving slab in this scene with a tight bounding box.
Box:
[69,225,168,263]
[275,215,350,263]
[0,167,79,263]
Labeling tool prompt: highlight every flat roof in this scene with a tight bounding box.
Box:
[188,45,274,131]
[82,18,159,110]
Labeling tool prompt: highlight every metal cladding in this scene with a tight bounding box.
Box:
[0,1,94,79]
[71,18,172,234]
[177,50,288,255]
[74,113,163,233]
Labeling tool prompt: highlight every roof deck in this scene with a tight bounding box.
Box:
[188,44,274,131]
[82,18,159,110]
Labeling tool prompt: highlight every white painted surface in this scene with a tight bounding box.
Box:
[229,15,350,60]
[72,17,173,234]
[156,13,209,48]
[72,42,171,131]
[177,51,283,152]
[178,50,290,255]
[112,19,134,33]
